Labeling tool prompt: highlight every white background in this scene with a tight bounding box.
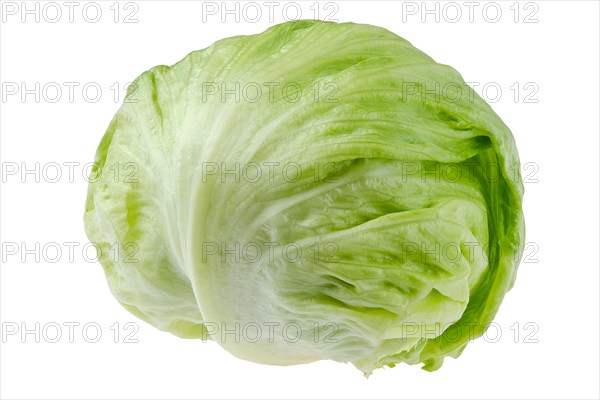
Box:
[1,1,598,399]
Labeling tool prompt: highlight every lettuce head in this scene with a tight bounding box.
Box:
[84,20,525,374]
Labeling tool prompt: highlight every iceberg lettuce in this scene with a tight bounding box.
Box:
[84,20,525,373]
